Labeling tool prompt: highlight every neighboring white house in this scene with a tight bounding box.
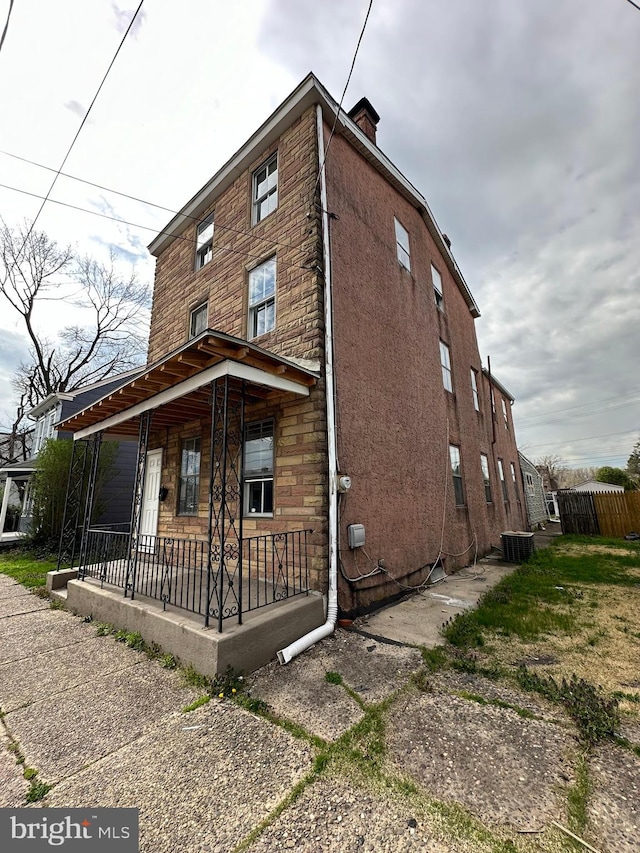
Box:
[572,480,625,493]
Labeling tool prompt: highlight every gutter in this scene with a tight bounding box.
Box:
[277,104,339,664]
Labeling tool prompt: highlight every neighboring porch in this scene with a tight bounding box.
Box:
[54,330,327,673]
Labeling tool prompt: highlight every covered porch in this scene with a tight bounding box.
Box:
[55,330,326,669]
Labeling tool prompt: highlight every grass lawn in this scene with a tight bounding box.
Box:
[0,550,58,589]
[442,534,640,711]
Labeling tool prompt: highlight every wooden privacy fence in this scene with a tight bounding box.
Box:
[593,491,640,538]
[557,490,640,537]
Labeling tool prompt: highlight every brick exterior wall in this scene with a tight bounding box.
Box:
[145,107,329,591]
[324,127,527,612]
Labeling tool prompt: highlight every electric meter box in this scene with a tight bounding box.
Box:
[347,524,365,549]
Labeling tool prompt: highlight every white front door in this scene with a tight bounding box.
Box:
[140,449,162,542]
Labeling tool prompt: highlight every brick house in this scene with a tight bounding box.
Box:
[57,74,526,672]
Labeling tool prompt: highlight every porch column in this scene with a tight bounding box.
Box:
[125,410,152,600]
[57,440,90,571]
[0,476,13,534]
[77,431,103,574]
[205,376,245,631]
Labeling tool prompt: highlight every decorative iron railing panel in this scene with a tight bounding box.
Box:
[79,527,311,630]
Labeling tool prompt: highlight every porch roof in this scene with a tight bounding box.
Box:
[57,330,319,440]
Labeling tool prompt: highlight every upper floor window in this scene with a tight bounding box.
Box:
[178,437,201,516]
[394,218,411,271]
[481,453,492,503]
[431,264,444,310]
[439,341,453,392]
[501,397,509,429]
[248,257,276,339]
[510,462,517,484]
[34,408,57,455]
[195,215,214,270]
[189,303,208,339]
[525,472,535,496]
[498,458,508,501]
[244,420,274,516]
[253,154,278,224]
[449,445,465,506]
[470,368,480,411]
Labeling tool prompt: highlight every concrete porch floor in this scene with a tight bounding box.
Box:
[51,573,325,677]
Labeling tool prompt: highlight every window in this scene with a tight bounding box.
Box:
[510,462,520,500]
[498,459,508,502]
[253,154,278,223]
[189,303,208,339]
[525,472,535,496]
[195,215,214,270]
[470,369,480,411]
[449,445,464,506]
[244,420,274,515]
[34,408,57,455]
[248,257,276,339]
[394,218,411,271]
[481,454,492,503]
[178,437,201,515]
[501,397,509,429]
[432,264,444,310]
[439,341,453,392]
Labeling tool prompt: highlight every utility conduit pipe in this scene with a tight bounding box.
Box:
[278,104,339,664]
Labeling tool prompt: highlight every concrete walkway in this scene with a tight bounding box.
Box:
[1,539,637,853]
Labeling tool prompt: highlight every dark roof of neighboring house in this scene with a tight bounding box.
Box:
[0,457,36,477]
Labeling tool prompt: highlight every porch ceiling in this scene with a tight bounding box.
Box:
[58,330,319,440]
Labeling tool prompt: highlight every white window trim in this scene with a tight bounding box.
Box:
[244,419,274,517]
[449,444,464,506]
[195,214,214,270]
[248,257,276,340]
[394,217,411,271]
[431,264,444,310]
[481,453,492,503]
[189,303,208,339]
[252,153,278,225]
[470,368,480,411]
[439,341,453,393]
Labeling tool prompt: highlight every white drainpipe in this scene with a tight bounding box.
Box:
[277,103,339,665]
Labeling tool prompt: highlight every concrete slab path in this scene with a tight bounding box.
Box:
[0,533,637,853]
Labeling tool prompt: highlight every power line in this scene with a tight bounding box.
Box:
[0,148,299,254]
[0,0,15,57]
[626,0,640,12]
[516,397,640,431]
[524,428,637,451]
[315,0,374,194]
[516,390,640,424]
[13,1,145,264]
[0,181,310,273]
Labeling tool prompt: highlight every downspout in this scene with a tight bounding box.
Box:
[277,103,339,664]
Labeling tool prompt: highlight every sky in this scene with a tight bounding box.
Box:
[0,0,638,471]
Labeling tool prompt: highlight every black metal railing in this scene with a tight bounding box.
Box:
[78,527,311,630]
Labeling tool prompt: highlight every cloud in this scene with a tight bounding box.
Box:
[87,195,152,265]
[111,3,147,38]
[257,0,640,467]
[64,100,87,119]
[0,328,30,426]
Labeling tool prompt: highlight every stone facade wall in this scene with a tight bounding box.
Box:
[145,107,329,592]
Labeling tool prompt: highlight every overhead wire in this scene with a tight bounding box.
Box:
[314,0,374,196]
[0,0,15,57]
[0,148,300,254]
[12,0,145,266]
[0,181,311,273]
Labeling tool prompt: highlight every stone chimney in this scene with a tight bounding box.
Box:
[347,97,380,145]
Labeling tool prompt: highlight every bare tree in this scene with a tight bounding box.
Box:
[0,219,150,449]
[534,454,568,491]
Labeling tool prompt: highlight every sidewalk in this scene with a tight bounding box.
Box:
[0,537,636,853]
